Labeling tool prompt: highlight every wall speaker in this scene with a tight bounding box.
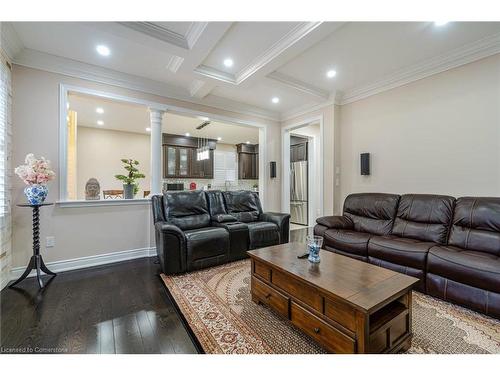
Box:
[270,161,277,178]
[360,153,370,175]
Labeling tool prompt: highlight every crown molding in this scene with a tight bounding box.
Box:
[117,22,208,51]
[185,22,209,49]
[195,22,323,85]
[166,55,184,73]
[280,99,337,122]
[338,32,500,105]
[194,64,236,84]
[118,22,188,49]
[267,71,330,100]
[0,22,23,61]
[13,49,280,122]
[236,22,323,84]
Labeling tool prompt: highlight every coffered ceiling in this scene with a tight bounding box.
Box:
[4,21,500,120]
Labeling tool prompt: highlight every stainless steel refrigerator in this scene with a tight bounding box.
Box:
[290,161,308,226]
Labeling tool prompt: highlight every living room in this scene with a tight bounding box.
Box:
[1,0,499,373]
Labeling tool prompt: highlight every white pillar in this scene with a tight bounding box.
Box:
[149,108,165,195]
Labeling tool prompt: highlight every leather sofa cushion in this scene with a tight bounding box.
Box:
[316,216,353,229]
[392,194,455,244]
[427,246,500,293]
[247,221,279,248]
[368,235,434,269]
[223,190,262,222]
[184,227,229,261]
[343,193,400,235]
[448,197,500,256]
[206,190,227,216]
[164,191,210,230]
[323,229,372,257]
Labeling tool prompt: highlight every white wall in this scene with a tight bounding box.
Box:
[11,65,281,269]
[339,54,500,205]
[77,126,151,199]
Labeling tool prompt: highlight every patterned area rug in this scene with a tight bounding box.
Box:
[161,259,500,354]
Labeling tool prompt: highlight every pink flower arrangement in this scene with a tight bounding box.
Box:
[15,153,56,186]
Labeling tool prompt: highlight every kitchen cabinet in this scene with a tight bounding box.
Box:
[190,148,214,179]
[162,145,214,179]
[237,143,259,180]
[163,145,191,178]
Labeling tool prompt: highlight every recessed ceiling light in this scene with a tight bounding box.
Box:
[96,45,111,56]
[327,70,337,78]
[271,97,280,104]
[434,21,449,27]
[223,58,234,67]
[217,137,222,141]
[96,107,104,114]
[185,132,191,137]
[97,120,104,126]
[146,127,151,132]
[246,141,251,144]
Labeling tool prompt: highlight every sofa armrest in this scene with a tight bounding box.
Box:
[260,212,291,244]
[316,215,353,230]
[211,214,238,223]
[154,222,186,274]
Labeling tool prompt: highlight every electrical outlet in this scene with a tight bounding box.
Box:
[46,236,55,248]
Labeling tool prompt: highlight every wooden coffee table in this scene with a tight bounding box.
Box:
[248,242,419,353]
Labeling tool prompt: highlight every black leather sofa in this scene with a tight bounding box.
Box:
[152,190,290,275]
[314,193,500,318]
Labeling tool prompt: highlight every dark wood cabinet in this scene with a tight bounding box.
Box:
[189,148,214,179]
[237,143,259,180]
[163,145,190,178]
[162,134,215,179]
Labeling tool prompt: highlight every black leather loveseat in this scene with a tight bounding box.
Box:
[314,193,500,318]
[152,190,290,275]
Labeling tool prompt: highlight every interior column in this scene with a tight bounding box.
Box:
[149,108,165,196]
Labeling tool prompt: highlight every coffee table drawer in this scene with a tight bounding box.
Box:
[251,276,289,318]
[290,302,356,353]
[272,270,323,312]
[253,260,271,281]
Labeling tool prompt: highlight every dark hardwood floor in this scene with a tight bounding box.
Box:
[0,257,198,354]
[1,228,311,354]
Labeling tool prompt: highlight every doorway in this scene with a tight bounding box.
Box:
[281,116,324,229]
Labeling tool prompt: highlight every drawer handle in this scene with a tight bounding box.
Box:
[313,327,320,334]
[265,293,272,299]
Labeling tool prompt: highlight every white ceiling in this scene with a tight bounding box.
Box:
[7,21,500,120]
[68,91,259,144]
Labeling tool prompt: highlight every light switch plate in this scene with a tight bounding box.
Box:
[46,236,55,248]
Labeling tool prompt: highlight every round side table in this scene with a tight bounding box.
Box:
[10,203,57,289]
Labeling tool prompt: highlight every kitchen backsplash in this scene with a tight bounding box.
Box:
[163,178,259,192]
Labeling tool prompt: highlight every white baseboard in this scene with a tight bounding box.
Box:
[9,247,156,280]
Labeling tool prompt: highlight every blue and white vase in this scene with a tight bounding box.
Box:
[24,184,48,205]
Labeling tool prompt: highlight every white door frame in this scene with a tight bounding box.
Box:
[281,115,324,225]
